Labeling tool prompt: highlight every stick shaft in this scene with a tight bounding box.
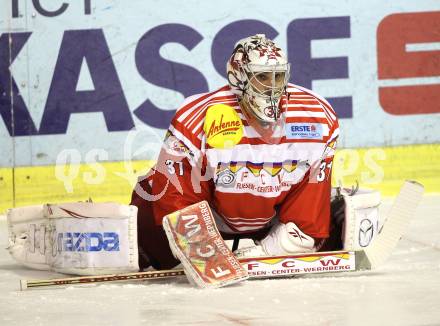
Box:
[21,269,185,290]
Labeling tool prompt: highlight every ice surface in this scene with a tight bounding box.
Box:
[0,196,439,326]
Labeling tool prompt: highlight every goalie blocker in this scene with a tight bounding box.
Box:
[326,186,381,251]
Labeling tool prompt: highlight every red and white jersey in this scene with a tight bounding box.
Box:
[147,83,339,239]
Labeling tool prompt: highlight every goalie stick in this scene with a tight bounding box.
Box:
[20,180,423,290]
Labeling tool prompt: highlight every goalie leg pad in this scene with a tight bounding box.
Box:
[7,205,50,271]
[7,202,139,275]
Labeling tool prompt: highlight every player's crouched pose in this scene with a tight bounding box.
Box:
[6,35,380,280]
[131,34,380,271]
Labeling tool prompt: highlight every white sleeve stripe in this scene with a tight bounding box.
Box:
[288,84,337,122]
[289,84,332,108]
[285,111,327,118]
[226,216,272,222]
[177,91,234,123]
[290,95,316,99]
[225,219,270,227]
[176,94,209,122]
[323,105,337,121]
[327,127,340,143]
[321,108,335,128]
[191,100,239,134]
[228,222,269,227]
[186,104,209,129]
[230,225,266,232]
[193,118,205,135]
[183,91,236,126]
[287,104,323,108]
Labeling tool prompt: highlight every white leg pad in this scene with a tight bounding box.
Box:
[7,205,49,271]
[7,202,139,275]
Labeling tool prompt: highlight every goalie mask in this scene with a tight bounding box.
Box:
[227,34,290,125]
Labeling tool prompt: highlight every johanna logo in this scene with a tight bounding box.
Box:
[359,219,374,247]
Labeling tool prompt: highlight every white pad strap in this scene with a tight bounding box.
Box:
[342,189,381,250]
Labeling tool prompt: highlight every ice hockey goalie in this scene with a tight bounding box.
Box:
[131,34,349,270]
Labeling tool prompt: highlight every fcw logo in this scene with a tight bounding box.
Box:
[320,259,341,267]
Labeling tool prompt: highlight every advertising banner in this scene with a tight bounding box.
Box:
[1,0,439,167]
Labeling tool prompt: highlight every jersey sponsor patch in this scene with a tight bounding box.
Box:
[285,123,324,140]
[204,104,243,148]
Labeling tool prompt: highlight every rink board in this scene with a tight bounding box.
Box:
[1,144,439,213]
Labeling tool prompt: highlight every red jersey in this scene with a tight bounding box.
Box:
[145,83,339,238]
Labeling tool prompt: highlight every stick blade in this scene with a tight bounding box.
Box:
[20,279,28,291]
[364,180,424,269]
